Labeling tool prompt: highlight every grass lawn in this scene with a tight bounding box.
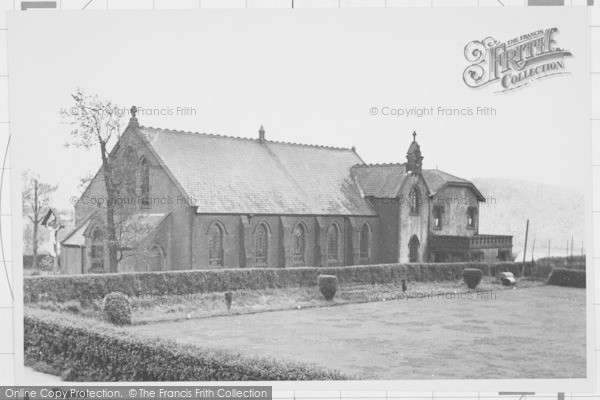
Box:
[129,285,586,380]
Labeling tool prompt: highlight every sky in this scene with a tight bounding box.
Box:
[7,7,591,209]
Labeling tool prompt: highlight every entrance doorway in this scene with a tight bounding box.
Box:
[408,235,420,262]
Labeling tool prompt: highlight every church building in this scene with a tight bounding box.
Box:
[60,111,513,274]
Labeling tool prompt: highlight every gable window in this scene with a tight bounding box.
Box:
[90,226,104,272]
[467,207,477,229]
[293,223,306,264]
[359,223,370,259]
[124,147,137,200]
[208,223,224,266]
[327,224,340,261]
[255,223,269,265]
[409,186,421,215]
[433,206,444,229]
[140,157,150,207]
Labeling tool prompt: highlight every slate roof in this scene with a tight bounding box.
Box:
[118,212,170,247]
[139,127,377,216]
[351,163,484,201]
[351,163,407,198]
[135,125,485,214]
[421,169,484,200]
[61,213,96,247]
[61,212,168,247]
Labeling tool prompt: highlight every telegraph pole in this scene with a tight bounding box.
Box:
[522,220,529,277]
[570,235,574,260]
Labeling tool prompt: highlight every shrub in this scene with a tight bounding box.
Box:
[548,268,586,288]
[462,268,482,289]
[102,292,132,325]
[24,309,349,381]
[39,255,56,272]
[318,275,338,300]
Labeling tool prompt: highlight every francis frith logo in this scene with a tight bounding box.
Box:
[463,28,572,92]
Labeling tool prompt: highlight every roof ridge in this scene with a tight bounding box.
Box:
[139,125,354,152]
[267,139,353,152]
[60,211,97,245]
[423,168,473,185]
[352,162,405,168]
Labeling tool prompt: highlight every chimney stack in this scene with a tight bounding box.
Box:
[258,125,265,144]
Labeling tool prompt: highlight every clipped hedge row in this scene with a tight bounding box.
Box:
[536,256,586,271]
[24,261,537,303]
[24,309,349,381]
[548,268,586,288]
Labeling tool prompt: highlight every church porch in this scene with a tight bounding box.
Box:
[428,234,513,263]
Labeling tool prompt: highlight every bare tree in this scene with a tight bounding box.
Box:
[114,212,160,266]
[62,89,159,273]
[61,88,125,273]
[22,170,58,270]
[77,172,94,194]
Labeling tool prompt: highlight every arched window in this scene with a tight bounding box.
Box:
[293,223,306,264]
[359,223,370,259]
[147,245,164,272]
[140,157,150,207]
[124,146,136,165]
[409,235,420,263]
[409,186,421,214]
[208,223,224,266]
[124,147,137,200]
[90,226,104,272]
[327,224,340,261]
[255,223,269,265]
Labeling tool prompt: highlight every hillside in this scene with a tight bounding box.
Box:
[471,178,585,259]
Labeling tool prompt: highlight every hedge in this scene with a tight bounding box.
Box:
[24,309,349,381]
[536,256,586,271]
[548,268,586,288]
[24,262,537,303]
